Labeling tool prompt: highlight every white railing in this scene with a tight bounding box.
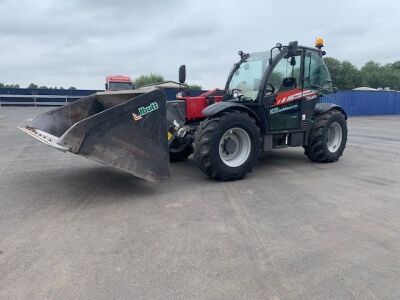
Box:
[0,94,84,106]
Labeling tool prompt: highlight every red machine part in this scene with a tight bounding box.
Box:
[179,89,223,121]
[180,88,317,120]
[106,75,132,83]
[105,75,133,91]
[274,89,317,106]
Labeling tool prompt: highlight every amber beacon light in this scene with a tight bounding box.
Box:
[315,37,324,49]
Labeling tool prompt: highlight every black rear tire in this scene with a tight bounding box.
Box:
[194,110,261,181]
[305,110,347,162]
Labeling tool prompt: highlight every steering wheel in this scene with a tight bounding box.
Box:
[265,83,275,94]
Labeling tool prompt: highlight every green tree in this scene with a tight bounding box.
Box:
[39,86,48,89]
[360,61,383,88]
[186,84,202,90]
[68,86,77,90]
[339,61,362,89]
[134,74,164,88]
[390,61,400,71]
[5,84,20,88]
[323,57,361,90]
[323,57,341,86]
[28,83,38,89]
[382,62,400,90]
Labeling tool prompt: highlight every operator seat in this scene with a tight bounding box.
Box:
[278,77,297,92]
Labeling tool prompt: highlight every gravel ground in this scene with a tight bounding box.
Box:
[1,107,400,299]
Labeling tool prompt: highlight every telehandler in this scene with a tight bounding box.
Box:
[20,39,347,182]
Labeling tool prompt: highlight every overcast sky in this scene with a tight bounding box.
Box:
[1,0,399,90]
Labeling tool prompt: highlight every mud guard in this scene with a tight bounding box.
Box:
[19,88,169,182]
[202,101,261,122]
[315,103,347,119]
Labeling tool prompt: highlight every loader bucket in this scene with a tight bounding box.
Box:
[19,88,169,182]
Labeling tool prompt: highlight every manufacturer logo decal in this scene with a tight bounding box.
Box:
[275,89,318,105]
[132,102,159,121]
[305,94,317,101]
[270,104,298,115]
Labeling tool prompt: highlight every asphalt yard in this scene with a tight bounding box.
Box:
[1,107,400,299]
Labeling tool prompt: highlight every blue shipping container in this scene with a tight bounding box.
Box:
[322,90,400,116]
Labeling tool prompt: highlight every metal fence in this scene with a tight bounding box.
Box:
[0,88,100,106]
[2,88,400,116]
[0,87,204,106]
[322,90,400,116]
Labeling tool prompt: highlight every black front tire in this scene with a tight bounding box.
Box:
[169,143,194,162]
[305,110,347,162]
[194,110,261,181]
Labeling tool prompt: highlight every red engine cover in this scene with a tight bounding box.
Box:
[180,89,223,121]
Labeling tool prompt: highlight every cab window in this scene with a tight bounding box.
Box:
[266,54,302,94]
[304,51,332,93]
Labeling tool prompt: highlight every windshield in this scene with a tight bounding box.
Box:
[228,51,269,101]
[109,82,133,91]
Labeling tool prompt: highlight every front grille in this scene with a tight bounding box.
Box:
[301,120,310,128]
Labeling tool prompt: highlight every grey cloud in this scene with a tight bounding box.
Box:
[323,24,370,39]
[0,0,399,89]
[166,22,221,39]
[72,0,183,12]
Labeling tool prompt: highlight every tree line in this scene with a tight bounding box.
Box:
[323,58,400,90]
[3,59,399,91]
[133,73,202,90]
[0,83,77,90]
[0,74,202,91]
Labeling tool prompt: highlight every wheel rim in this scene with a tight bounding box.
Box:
[326,122,343,153]
[219,127,251,167]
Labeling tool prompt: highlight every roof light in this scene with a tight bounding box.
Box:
[315,37,324,49]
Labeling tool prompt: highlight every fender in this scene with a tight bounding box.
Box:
[315,103,347,119]
[202,101,261,122]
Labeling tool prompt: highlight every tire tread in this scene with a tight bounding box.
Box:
[194,110,261,181]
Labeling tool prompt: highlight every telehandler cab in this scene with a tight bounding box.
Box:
[20,39,347,182]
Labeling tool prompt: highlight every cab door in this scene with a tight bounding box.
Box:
[262,51,304,132]
[300,50,333,128]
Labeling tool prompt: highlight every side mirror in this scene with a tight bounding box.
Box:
[179,65,186,84]
[105,83,108,90]
[263,92,275,105]
[285,41,298,58]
